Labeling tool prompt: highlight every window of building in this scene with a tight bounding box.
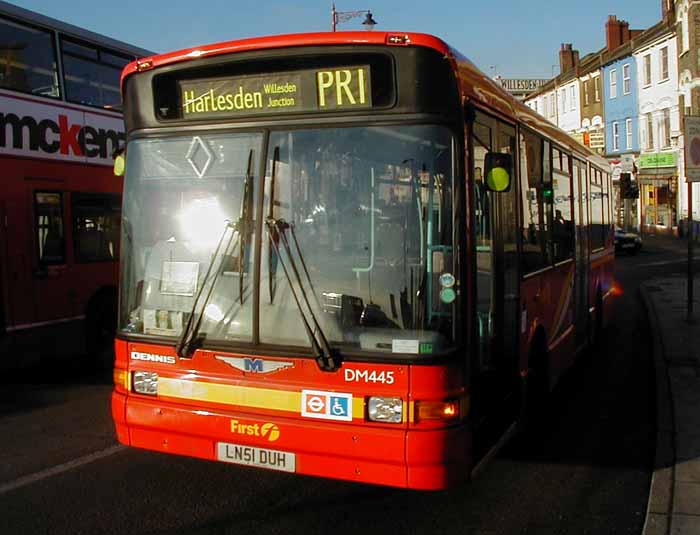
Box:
[562,88,567,113]
[661,108,671,148]
[0,17,60,97]
[612,121,620,151]
[570,86,576,110]
[610,69,617,98]
[644,54,652,86]
[623,64,631,94]
[550,93,555,117]
[626,118,633,149]
[61,37,132,110]
[72,193,121,262]
[583,80,589,105]
[35,192,65,265]
[520,129,552,273]
[682,15,690,53]
[594,76,601,102]
[543,96,548,115]
[590,168,606,250]
[646,112,654,150]
[660,46,669,81]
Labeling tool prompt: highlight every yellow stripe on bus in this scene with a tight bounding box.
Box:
[157,378,365,417]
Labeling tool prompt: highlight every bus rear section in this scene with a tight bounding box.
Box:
[112,342,469,489]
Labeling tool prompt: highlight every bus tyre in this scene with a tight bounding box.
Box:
[85,290,117,370]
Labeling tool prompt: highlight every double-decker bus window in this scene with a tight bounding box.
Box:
[61,38,130,110]
[0,17,59,97]
[35,191,65,265]
[601,172,613,245]
[120,133,263,340]
[590,167,605,249]
[552,149,575,263]
[519,130,551,273]
[260,125,455,354]
[72,193,121,262]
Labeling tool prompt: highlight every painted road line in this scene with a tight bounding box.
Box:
[0,445,125,495]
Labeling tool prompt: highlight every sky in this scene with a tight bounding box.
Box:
[11,0,663,78]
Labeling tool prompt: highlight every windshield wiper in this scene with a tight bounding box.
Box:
[176,220,240,358]
[267,146,280,304]
[238,149,255,305]
[265,217,338,372]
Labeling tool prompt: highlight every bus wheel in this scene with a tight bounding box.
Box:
[519,338,549,434]
[85,290,117,370]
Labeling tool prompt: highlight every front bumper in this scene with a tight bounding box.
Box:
[112,391,470,490]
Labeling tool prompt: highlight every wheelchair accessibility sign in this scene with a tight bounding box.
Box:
[301,390,353,422]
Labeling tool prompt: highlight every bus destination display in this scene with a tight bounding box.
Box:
[180,65,372,119]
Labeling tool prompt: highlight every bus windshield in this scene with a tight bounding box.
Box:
[119,124,456,356]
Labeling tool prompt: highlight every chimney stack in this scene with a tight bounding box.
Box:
[559,43,580,74]
[662,0,676,24]
[606,15,631,52]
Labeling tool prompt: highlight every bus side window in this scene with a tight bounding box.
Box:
[519,130,551,273]
[73,193,122,262]
[35,191,66,265]
[552,149,574,262]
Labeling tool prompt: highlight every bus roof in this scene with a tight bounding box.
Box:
[122,30,606,167]
[120,31,451,86]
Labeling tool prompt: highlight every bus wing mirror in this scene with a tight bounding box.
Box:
[484,152,512,193]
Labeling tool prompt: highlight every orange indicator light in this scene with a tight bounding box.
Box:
[416,399,461,422]
[113,367,129,393]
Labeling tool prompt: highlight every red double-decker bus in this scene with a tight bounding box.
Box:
[0,1,151,365]
[112,31,614,489]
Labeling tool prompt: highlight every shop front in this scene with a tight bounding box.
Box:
[638,152,678,234]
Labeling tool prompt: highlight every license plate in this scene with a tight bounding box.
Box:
[622,243,635,248]
[216,442,296,473]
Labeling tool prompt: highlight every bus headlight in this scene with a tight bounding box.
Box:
[368,396,403,423]
[132,371,159,395]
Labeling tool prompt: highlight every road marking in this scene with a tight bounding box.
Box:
[0,445,125,495]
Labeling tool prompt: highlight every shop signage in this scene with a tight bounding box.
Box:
[639,152,677,169]
[571,132,585,145]
[608,159,622,180]
[497,78,549,93]
[684,115,700,182]
[588,131,605,149]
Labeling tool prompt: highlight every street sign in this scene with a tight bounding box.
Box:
[684,115,700,182]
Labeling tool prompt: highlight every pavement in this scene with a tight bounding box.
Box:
[641,239,700,535]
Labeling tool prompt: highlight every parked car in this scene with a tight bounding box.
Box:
[614,227,642,255]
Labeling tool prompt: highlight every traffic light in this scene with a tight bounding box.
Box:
[619,173,630,198]
[627,181,639,199]
[619,173,639,199]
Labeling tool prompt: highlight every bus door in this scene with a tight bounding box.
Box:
[469,111,520,457]
[573,159,590,348]
[30,188,74,323]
